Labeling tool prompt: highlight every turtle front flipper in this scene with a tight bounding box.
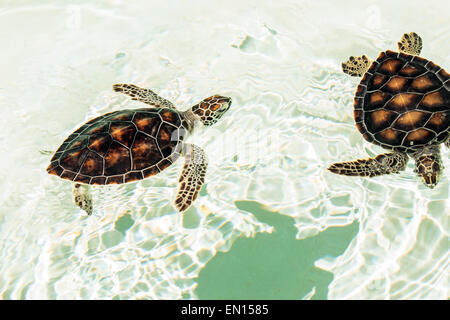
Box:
[342,55,372,77]
[445,137,450,149]
[73,183,93,215]
[412,147,443,188]
[328,152,408,177]
[397,32,422,56]
[113,84,175,109]
[174,144,208,212]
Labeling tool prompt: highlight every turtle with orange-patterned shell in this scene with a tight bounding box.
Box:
[328,32,449,188]
[47,84,232,214]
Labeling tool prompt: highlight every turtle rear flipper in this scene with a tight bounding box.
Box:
[73,183,93,215]
[174,144,207,212]
[113,83,175,109]
[328,152,408,177]
[398,32,422,56]
[342,55,372,77]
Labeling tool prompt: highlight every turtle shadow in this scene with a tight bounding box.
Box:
[195,200,359,300]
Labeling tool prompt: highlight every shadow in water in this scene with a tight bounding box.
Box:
[195,200,359,299]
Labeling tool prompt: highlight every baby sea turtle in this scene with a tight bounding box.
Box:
[47,84,232,214]
[328,32,449,188]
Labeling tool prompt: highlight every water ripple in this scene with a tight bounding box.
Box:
[0,0,448,299]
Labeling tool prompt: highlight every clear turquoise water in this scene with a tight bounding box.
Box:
[0,0,448,299]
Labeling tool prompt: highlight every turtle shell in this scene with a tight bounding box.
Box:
[47,108,187,185]
[354,50,450,153]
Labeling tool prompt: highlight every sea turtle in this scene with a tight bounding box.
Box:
[328,32,449,188]
[47,84,232,214]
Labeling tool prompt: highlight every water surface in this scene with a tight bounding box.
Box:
[0,0,448,299]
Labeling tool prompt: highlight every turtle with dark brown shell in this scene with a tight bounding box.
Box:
[328,32,449,188]
[47,84,232,214]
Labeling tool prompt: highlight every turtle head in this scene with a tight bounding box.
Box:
[190,95,232,126]
[414,152,442,189]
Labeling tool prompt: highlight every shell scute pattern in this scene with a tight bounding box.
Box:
[47,108,185,185]
[354,50,450,152]
[109,122,136,148]
[88,133,111,156]
[131,132,161,170]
